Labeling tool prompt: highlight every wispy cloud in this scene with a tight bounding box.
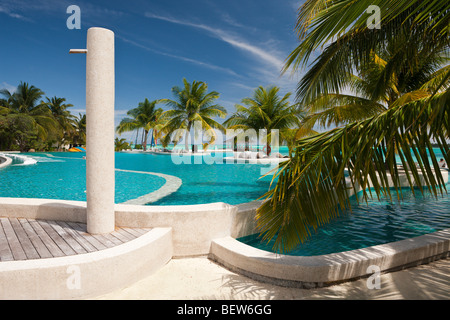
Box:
[0,5,31,21]
[70,108,86,115]
[0,81,17,93]
[0,0,126,25]
[142,12,301,96]
[144,12,286,71]
[116,34,239,77]
[219,13,246,29]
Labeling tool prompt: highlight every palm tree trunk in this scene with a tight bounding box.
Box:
[143,130,149,151]
[266,141,272,156]
[185,128,190,152]
[135,128,140,146]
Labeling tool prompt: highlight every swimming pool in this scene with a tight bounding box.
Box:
[238,183,450,256]
[0,147,447,207]
[0,151,277,205]
[1,147,448,256]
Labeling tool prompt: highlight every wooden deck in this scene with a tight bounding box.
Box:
[0,217,151,262]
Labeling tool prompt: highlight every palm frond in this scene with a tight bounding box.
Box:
[256,91,449,253]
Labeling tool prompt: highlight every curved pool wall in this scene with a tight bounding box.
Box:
[0,155,12,169]
[209,168,450,287]
[0,227,172,299]
[209,229,450,288]
[0,152,277,205]
[0,197,259,257]
[0,159,448,296]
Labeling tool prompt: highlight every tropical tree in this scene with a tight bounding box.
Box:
[114,137,130,151]
[46,96,75,149]
[150,115,183,149]
[0,113,38,151]
[0,82,59,150]
[300,30,449,130]
[160,78,227,152]
[224,86,312,155]
[71,113,86,146]
[256,0,450,253]
[116,98,163,151]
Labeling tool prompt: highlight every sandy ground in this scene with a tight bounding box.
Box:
[94,257,450,300]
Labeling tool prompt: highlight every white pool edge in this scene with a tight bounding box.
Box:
[0,155,12,169]
[0,227,173,299]
[0,168,448,296]
[209,229,450,288]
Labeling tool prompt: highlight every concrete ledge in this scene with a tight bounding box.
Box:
[209,228,450,288]
[231,200,261,238]
[0,155,12,169]
[346,168,448,198]
[0,197,87,223]
[0,227,173,299]
[116,169,182,205]
[115,202,238,257]
[0,168,447,290]
[0,198,243,257]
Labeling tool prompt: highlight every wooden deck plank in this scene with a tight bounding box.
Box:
[0,218,149,262]
[65,222,109,251]
[28,219,65,258]
[93,233,123,248]
[0,218,27,260]
[122,227,147,237]
[110,229,135,242]
[64,221,87,233]
[0,219,14,261]
[37,220,77,256]
[50,221,88,255]
[55,221,97,253]
[9,218,40,259]
[19,219,53,259]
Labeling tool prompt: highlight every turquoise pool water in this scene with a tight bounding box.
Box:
[1,147,448,256]
[238,184,450,256]
[0,150,277,205]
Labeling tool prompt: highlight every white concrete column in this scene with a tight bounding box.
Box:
[85,27,115,234]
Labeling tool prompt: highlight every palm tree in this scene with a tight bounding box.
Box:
[161,78,227,152]
[224,86,309,155]
[0,82,58,149]
[116,98,163,151]
[301,40,449,129]
[46,96,75,149]
[0,112,38,151]
[114,137,130,151]
[256,0,450,253]
[71,113,86,146]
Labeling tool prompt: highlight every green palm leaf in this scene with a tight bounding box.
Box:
[160,78,227,151]
[257,91,449,253]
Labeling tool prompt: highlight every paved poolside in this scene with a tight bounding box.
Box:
[94,256,450,300]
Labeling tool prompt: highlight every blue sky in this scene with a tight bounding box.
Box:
[0,0,307,141]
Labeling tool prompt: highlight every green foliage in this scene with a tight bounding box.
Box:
[257,0,450,253]
[0,113,38,151]
[160,78,227,151]
[71,113,86,146]
[0,82,68,151]
[224,86,315,154]
[114,138,130,151]
[116,98,163,151]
